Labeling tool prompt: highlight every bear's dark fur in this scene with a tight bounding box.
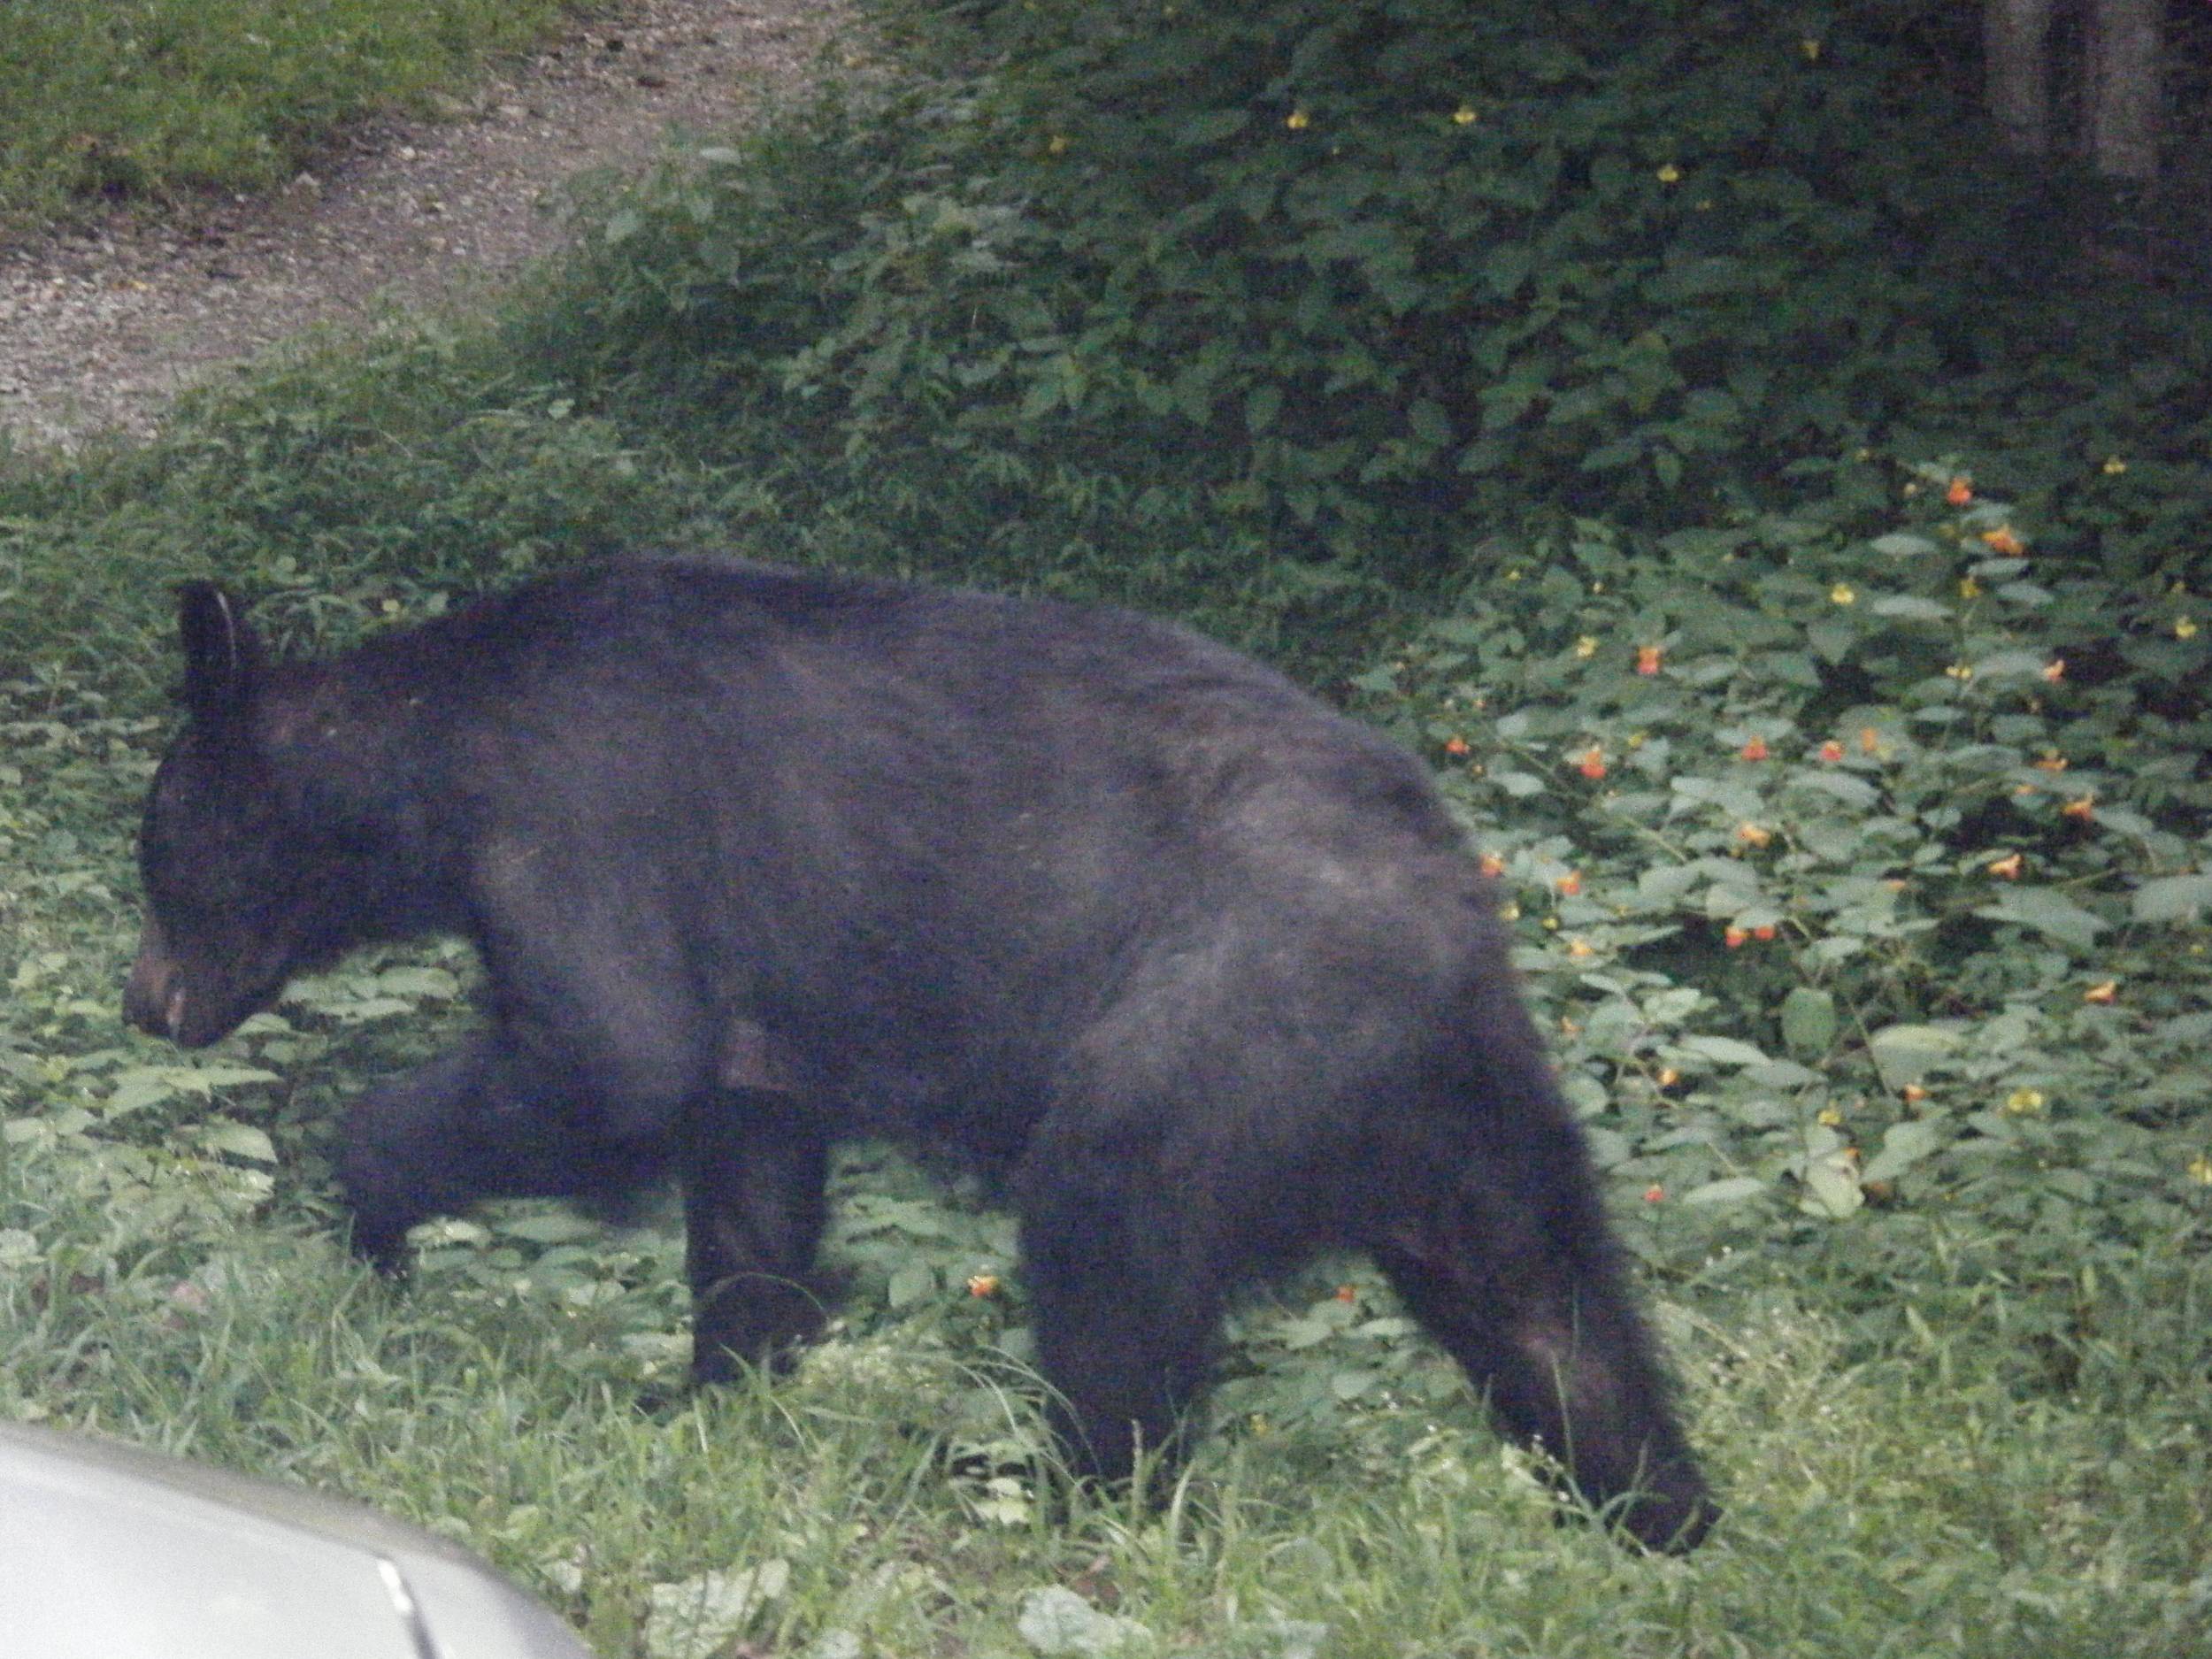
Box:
[124,558,1715,1549]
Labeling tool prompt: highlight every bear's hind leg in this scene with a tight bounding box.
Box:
[1015,1133,1225,1486]
[1369,1099,1717,1552]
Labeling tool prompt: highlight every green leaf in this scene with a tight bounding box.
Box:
[1018,1587,1148,1655]
[887,1262,937,1309]
[1779,987,1838,1058]
[1972,887,2108,950]
[1799,1154,1865,1219]
[1867,1024,1962,1093]
[1173,109,1250,146]
[1681,1176,1768,1207]
[1860,1119,1944,1185]
[1870,595,1951,621]
[1675,1034,1770,1067]
[2132,872,2212,924]
[197,1122,276,1164]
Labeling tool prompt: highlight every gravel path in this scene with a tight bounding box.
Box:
[0,0,846,450]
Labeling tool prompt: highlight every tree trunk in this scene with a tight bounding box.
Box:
[1985,0,2058,157]
[2086,0,2162,182]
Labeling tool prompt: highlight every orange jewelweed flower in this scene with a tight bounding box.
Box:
[2042,658,2065,682]
[1335,1284,1358,1302]
[2062,795,2095,821]
[1738,822,1772,848]
[2033,752,2068,772]
[1859,726,1883,754]
[1901,1084,1929,1104]
[1642,1184,1666,1203]
[1819,740,1845,763]
[1945,476,1973,507]
[1724,926,1749,949]
[1578,748,1607,780]
[1479,851,1506,877]
[2084,980,2117,1004]
[1987,852,2025,879]
[1636,643,1663,675]
[1556,871,1583,895]
[1981,526,2026,557]
[967,1274,1001,1298]
[1444,734,1471,757]
[1740,736,1770,761]
[1752,924,1777,941]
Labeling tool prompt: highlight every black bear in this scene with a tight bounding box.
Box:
[124,557,1715,1550]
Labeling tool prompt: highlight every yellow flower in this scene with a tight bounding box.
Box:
[1959,575,1982,599]
[1945,663,1973,681]
[2004,1087,2046,1115]
[1655,163,1682,184]
[1800,38,1823,61]
[1737,822,1772,848]
[2178,618,2200,640]
[1831,582,1856,605]
[1452,104,1477,126]
[1816,1105,1843,1127]
[2102,456,2128,475]
[1286,109,1310,131]
[1047,133,1070,156]
[2188,1154,2212,1186]
[1575,634,1599,658]
[2084,980,2117,1004]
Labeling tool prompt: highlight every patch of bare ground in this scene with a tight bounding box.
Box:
[0,0,848,449]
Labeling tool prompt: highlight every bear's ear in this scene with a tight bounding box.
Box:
[175,581,264,724]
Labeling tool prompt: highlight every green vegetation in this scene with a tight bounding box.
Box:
[0,0,578,225]
[4,1,2209,1655]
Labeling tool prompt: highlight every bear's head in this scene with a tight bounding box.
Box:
[125,584,336,1048]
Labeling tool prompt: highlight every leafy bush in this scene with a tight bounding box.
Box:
[1367,459,2212,1360]
[527,0,2212,651]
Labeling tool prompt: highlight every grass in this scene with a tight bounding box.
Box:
[5,1110,2206,1656]
[0,0,583,227]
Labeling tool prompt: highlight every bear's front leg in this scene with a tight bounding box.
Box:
[680,1087,835,1383]
[336,1032,666,1271]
